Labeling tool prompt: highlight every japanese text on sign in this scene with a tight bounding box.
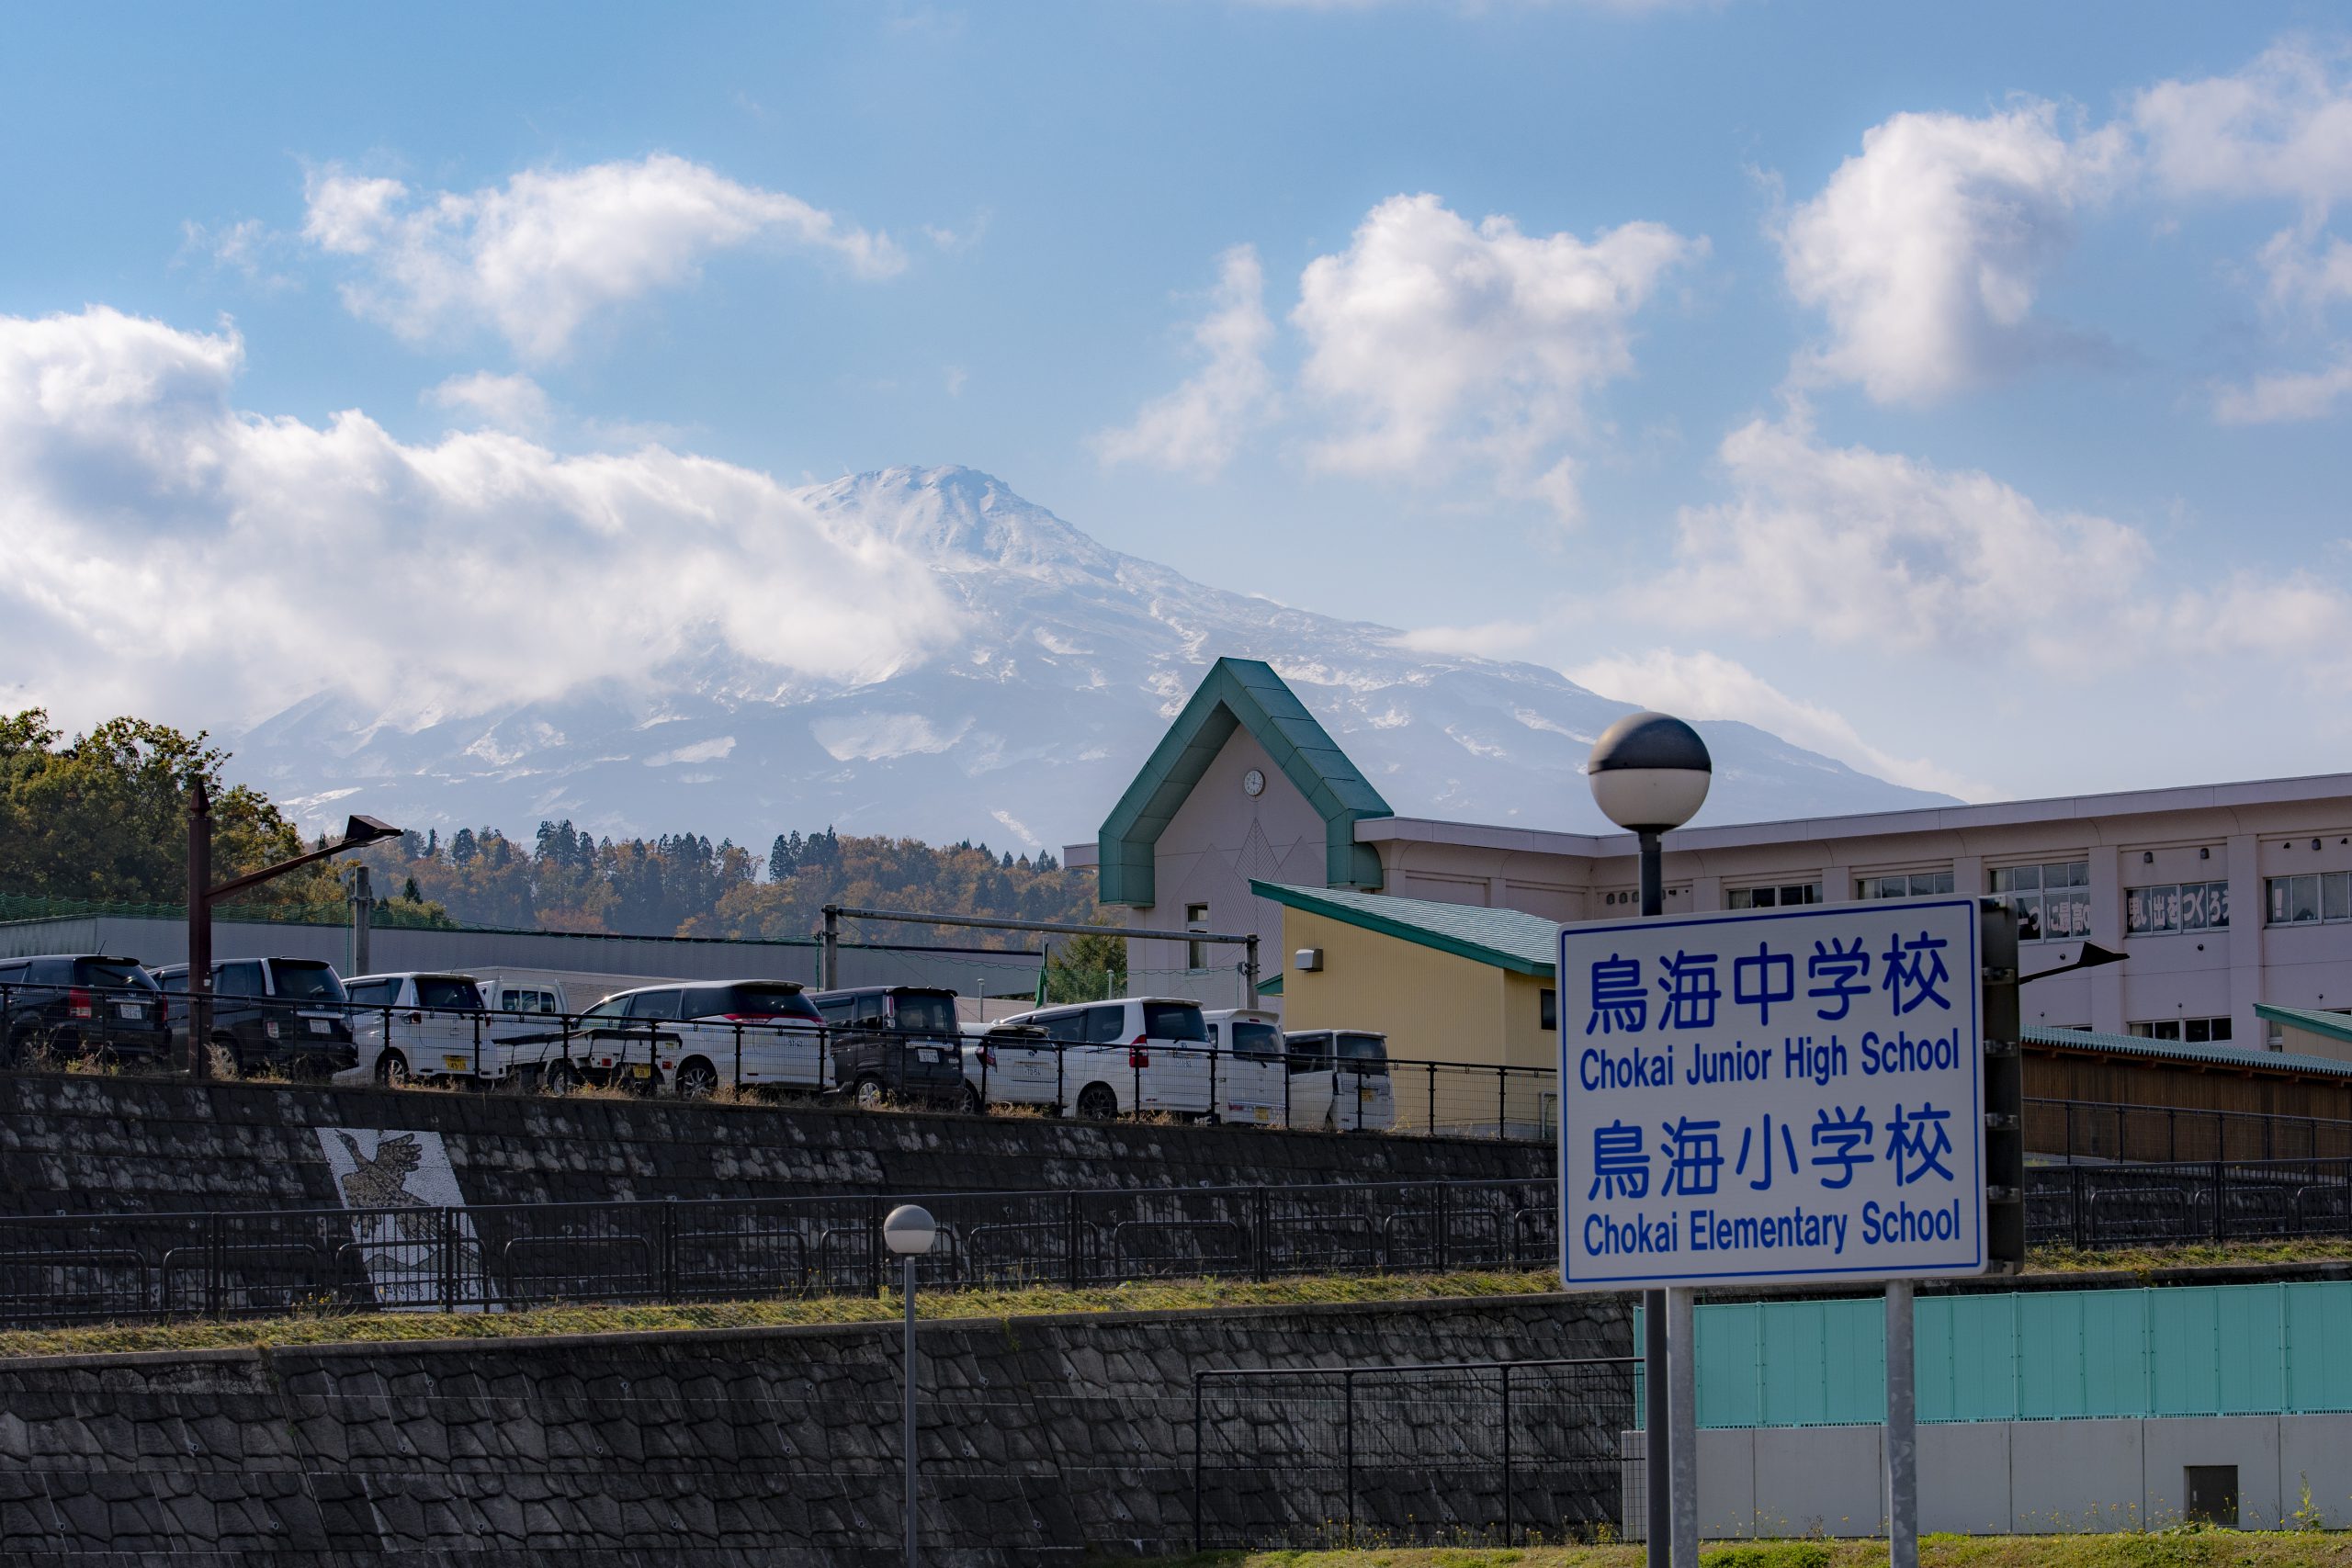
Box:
[1558,897,1984,1289]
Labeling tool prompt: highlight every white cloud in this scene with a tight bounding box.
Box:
[1096,245,1277,479]
[1564,649,1991,799]
[1292,193,1699,518]
[2211,355,2352,423]
[0,307,962,731]
[2133,43,2352,217]
[425,370,553,434]
[1639,411,2150,663]
[808,711,970,761]
[1779,102,2126,404]
[1634,409,2352,681]
[301,154,903,359]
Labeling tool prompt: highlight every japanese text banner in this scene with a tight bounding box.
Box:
[1558,897,1985,1289]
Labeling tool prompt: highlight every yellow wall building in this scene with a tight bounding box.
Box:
[1253,879,1561,1136]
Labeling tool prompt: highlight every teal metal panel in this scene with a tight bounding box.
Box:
[1821,1297,1886,1426]
[1698,1302,1762,1428]
[1919,1292,2017,1423]
[2149,1286,2222,1416]
[2219,1285,2287,1415]
[2285,1283,2352,1413]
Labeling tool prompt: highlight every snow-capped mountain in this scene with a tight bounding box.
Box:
[233,467,1954,852]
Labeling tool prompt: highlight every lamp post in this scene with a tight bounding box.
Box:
[1587,712,1711,1568]
[884,1203,937,1568]
[181,790,401,1077]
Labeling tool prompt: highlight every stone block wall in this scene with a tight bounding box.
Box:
[0,1071,1552,1217]
[0,1292,1628,1565]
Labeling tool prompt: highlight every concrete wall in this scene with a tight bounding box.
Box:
[1667,1415,2352,1536]
[0,1070,1553,1216]
[0,1292,1630,1567]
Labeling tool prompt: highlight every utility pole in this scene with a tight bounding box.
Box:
[183,782,212,1078]
[348,863,374,976]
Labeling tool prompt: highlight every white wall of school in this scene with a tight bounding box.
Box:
[1624,1414,2352,1537]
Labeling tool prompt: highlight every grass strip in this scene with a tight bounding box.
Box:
[0,1269,1560,1359]
[1126,1529,2352,1568]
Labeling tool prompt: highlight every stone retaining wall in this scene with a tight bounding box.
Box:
[0,1292,1628,1566]
[0,1071,1552,1216]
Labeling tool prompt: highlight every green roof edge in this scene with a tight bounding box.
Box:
[1097,659,1392,907]
[1250,879,1554,978]
[2255,1003,2352,1050]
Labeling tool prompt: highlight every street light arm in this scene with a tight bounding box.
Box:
[204,815,401,904]
[2018,942,2128,985]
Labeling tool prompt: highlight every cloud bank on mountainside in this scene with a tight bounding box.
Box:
[0,306,962,729]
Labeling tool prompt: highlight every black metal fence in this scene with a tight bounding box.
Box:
[1192,1357,1638,1551]
[0,1178,1564,1326]
[2029,1156,2352,1249]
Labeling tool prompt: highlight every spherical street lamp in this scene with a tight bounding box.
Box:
[1587,711,1713,838]
[885,1203,936,1568]
[1585,711,1709,1568]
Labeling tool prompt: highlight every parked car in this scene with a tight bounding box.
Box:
[1283,1029,1396,1133]
[152,958,359,1079]
[470,970,570,1018]
[992,997,1214,1119]
[338,972,493,1087]
[1202,1007,1288,1126]
[808,986,967,1109]
[556,980,826,1097]
[956,1021,1060,1113]
[0,954,167,1065]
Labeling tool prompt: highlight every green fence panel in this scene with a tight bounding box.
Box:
[2217,1285,2287,1416]
[1819,1297,1886,1426]
[2284,1283,2352,1414]
[1919,1291,2018,1423]
[1697,1301,1762,1428]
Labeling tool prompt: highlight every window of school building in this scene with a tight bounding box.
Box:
[1993,860,2090,942]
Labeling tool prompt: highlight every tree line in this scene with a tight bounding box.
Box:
[1,711,1120,974]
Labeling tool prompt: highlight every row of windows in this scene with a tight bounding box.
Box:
[1726,882,1821,909]
[2128,1016,2234,1043]
[1991,861,2090,943]
[2127,881,2229,934]
[2268,873,2352,926]
[1858,872,1955,899]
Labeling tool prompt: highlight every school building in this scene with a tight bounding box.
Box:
[1069,657,2352,1066]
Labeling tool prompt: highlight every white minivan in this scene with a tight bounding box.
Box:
[564,980,826,1098]
[1202,1008,1287,1127]
[339,973,493,1087]
[955,1021,1059,1112]
[992,997,1214,1119]
[1283,1029,1397,1133]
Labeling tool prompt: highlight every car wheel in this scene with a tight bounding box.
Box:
[959,1082,984,1115]
[374,1049,409,1089]
[3,1024,37,1069]
[854,1075,888,1111]
[542,1058,579,1095]
[676,1058,719,1100]
[1076,1082,1119,1121]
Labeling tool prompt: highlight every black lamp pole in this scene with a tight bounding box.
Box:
[181,790,400,1077]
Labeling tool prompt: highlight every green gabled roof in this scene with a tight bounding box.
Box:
[1098,659,1391,906]
[2255,1004,2352,1051]
[2027,1024,2352,1081]
[1250,880,1556,978]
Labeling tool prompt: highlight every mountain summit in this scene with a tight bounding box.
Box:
[236,466,1953,851]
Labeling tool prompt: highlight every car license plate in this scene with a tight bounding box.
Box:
[1253,1106,1272,1123]
[1359,1088,1377,1104]
[116,1003,142,1020]
[444,1055,469,1070]
[628,1064,651,1079]
[918,1048,941,1063]
[309,1019,332,1034]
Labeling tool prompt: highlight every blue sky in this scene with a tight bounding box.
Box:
[2,1,2348,805]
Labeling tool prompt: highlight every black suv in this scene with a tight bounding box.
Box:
[806,986,967,1109]
[152,957,360,1079]
[0,954,168,1065]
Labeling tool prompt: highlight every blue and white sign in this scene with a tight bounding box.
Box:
[1557,897,1984,1290]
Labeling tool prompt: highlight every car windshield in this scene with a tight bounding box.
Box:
[413,977,483,1011]
[1337,1032,1389,1068]
[891,993,958,1035]
[74,960,157,992]
[1142,1001,1207,1043]
[272,963,346,1002]
[1231,1021,1283,1059]
[718,984,821,1021]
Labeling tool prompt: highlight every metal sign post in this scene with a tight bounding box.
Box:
[1560,895,1998,1561]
